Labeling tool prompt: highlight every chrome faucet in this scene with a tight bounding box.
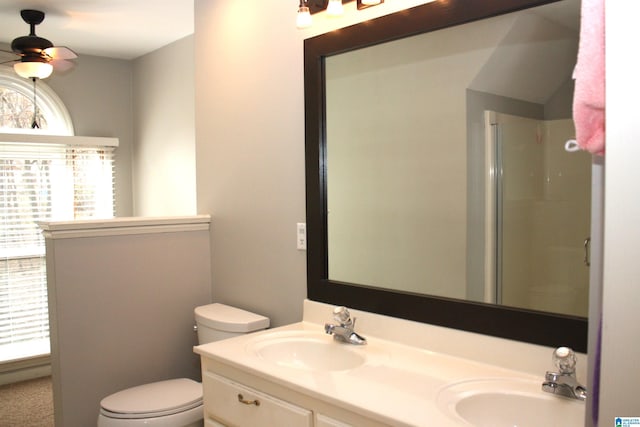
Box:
[324,306,367,345]
[542,347,587,401]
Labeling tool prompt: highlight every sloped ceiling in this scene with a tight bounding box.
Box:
[469,0,579,105]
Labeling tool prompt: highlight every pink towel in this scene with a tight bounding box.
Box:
[573,0,605,156]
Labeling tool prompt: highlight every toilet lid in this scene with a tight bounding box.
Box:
[100,378,202,419]
[194,303,270,333]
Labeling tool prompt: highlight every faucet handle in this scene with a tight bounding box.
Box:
[333,306,352,324]
[552,347,577,374]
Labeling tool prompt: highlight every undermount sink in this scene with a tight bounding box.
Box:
[437,378,585,427]
[246,330,368,371]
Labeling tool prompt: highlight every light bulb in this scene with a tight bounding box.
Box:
[296,5,312,28]
[14,62,53,80]
[327,0,344,16]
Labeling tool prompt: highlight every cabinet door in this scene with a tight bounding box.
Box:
[316,414,355,427]
[203,372,312,427]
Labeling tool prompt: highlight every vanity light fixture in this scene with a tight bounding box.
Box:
[357,0,384,9]
[326,0,345,16]
[296,0,313,28]
[298,0,379,29]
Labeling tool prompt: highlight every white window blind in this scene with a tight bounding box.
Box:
[0,141,115,362]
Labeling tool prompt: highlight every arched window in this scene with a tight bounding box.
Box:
[0,68,74,135]
[1,69,115,368]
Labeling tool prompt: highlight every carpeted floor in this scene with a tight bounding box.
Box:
[0,376,54,427]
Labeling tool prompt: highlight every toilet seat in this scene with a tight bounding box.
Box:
[100,378,202,419]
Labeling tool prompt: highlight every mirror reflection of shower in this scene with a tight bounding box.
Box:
[484,111,591,317]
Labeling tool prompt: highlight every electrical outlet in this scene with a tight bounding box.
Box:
[297,223,306,250]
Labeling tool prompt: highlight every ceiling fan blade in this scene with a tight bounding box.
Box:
[50,58,76,73]
[43,46,77,60]
[0,59,19,67]
[0,49,19,60]
[0,51,19,67]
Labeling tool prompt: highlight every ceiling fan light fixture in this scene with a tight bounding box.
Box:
[9,9,77,79]
[14,60,53,80]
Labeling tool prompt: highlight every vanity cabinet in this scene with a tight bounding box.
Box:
[315,414,355,427]
[203,371,312,427]
[200,356,388,427]
[196,304,588,427]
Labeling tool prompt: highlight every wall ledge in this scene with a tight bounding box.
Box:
[0,132,119,147]
[38,215,211,239]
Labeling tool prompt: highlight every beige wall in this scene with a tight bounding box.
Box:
[132,36,197,216]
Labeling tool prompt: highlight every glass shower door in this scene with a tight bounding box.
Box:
[488,112,591,317]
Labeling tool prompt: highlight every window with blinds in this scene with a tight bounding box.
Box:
[0,142,115,363]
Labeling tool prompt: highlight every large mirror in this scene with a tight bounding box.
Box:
[305,0,588,351]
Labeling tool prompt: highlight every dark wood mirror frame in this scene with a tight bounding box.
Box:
[304,0,587,352]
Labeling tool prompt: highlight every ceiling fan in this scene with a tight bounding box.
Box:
[1,9,77,80]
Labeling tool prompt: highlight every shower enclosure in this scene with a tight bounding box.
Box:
[484,111,591,317]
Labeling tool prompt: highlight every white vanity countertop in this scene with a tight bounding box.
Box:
[195,319,571,426]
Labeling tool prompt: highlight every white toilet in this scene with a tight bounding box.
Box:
[97,303,269,427]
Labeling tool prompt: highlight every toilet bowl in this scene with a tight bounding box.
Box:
[97,303,269,427]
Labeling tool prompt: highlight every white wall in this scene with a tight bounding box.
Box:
[597,0,640,422]
[132,36,197,216]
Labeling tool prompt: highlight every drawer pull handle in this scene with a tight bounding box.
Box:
[237,393,260,406]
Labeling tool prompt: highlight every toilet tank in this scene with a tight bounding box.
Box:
[194,303,269,344]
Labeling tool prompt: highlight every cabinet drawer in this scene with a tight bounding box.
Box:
[203,372,312,427]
